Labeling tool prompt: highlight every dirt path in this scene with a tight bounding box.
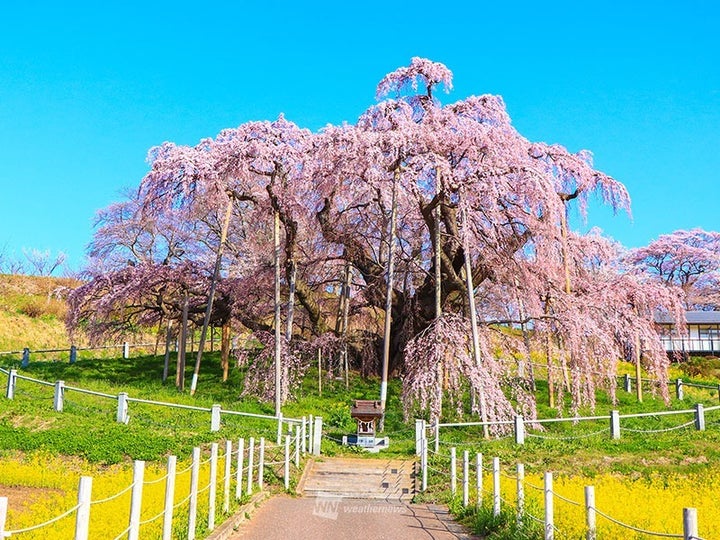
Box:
[229,496,476,540]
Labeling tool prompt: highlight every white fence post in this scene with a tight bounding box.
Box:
[284,435,291,490]
[493,457,501,517]
[308,414,314,454]
[517,463,525,526]
[610,410,620,440]
[434,422,440,454]
[676,378,684,400]
[117,392,129,424]
[301,417,307,455]
[683,507,698,540]
[544,472,554,540]
[223,440,232,513]
[258,438,265,490]
[128,460,145,540]
[276,413,284,445]
[695,403,705,431]
[515,415,525,445]
[21,348,30,368]
[462,450,469,507]
[235,438,245,499]
[188,447,200,540]
[162,455,177,540]
[585,485,596,540]
[75,476,92,540]
[54,380,65,412]
[450,447,457,496]
[293,425,300,468]
[70,345,77,364]
[6,369,17,399]
[476,453,483,507]
[421,436,428,492]
[415,419,424,455]
[211,404,221,432]
[0,497,6,539]
[313,416,322,455]
[246,437,255,495]
[123,342,130,359]
[208,443,218,531]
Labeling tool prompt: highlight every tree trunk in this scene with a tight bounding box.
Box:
[221,323,231,382]
[163,319,173,384]
[341,263,351,389]
[190,196,234,396]
[176,292,189,391]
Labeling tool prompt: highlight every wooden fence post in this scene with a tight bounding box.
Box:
[515,415,525,445]
[128,460,145,540]
[6,369,17,399]
[676,378,684,400]
[462,450,469,507]
[162,455,177,540]
[493,457,501,517]
[208,443,218,531]
[476,453,483,507]
[117,392,129,424]
[313,416,322,455]
[544,472,554,540]
[54,380,64,412]
[585,485,596,540]
[0,497,6,539]
[188,447,200,540]
[235,438,245,499]
[517,463,525,526]
[258,438,265,490]
[695,403,705,431]
[450,447,457,496]
[211,404,221,432]
[246,437,255,496]
[75,476,92,540]
[223,440,232,513]
[683,507,698,540]
[610,410,620,440]
[284,435,291,490]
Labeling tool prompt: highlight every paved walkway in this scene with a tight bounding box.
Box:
[229,496,476,540]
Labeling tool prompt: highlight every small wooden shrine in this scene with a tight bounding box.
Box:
[350,399,383,448]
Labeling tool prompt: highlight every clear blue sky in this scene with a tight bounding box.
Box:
[1,0,718,273]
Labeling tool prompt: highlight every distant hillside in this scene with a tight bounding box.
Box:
[0,273,79,352]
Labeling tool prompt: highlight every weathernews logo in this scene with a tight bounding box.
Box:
[312,496,406,520]
[312,496,341,520]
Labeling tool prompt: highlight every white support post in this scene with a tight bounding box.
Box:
[676,378,684,400]
[683,507,698,540]
[5,369,16,400]
[53,380,65,412]
[515,415,525,445]
[123,342,130,359]
[188,447,200,540]
[462,450,469,507]
[517,463,525,526]
[208,443,218,531]
[162,455,177,540]
[294,425,300,468]
[610,410,620,440]
[493,457,501,517]
[235,438,245,499]
[585,485,596,540]
[624,374,631,393]
[0,497,6,540]
[544,472,554,540]
[276,413,283,445]
[434,422,440,454]
[415,419,424,455]
[21,348,30,368]
[117,392,129,424]
[128,460,145,540]
[246,437,255,496]
[284,435,291,490]
[308,415,314,455]
[301,417,307,455]
[450,447,457,496]
[421,436,427,492]
[211,404,221,432]
[476,453,483,507]
[75,476,93,540]
[223,440,232,513]
[695,403,705,431]
[258,438,265,490]
[313,416,322,455]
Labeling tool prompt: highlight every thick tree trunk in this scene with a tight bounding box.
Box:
[221,323,231,382]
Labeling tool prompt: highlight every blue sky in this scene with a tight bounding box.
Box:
[1,1,718,273]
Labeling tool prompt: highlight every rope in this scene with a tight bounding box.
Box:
[112,524,132,540]
[524,480,544,492]
[622,420,695,434]
[525,427,609,440]
[91,482,135,505]
[144,472,170,485]
[4,502,82,534]
[550,490,582,507]
[138,508,166,526]
[594,507,683,538]
[173,493,193,510]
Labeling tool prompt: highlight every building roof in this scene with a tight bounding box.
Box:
[350,399,383,419]
[655,311,720,325]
